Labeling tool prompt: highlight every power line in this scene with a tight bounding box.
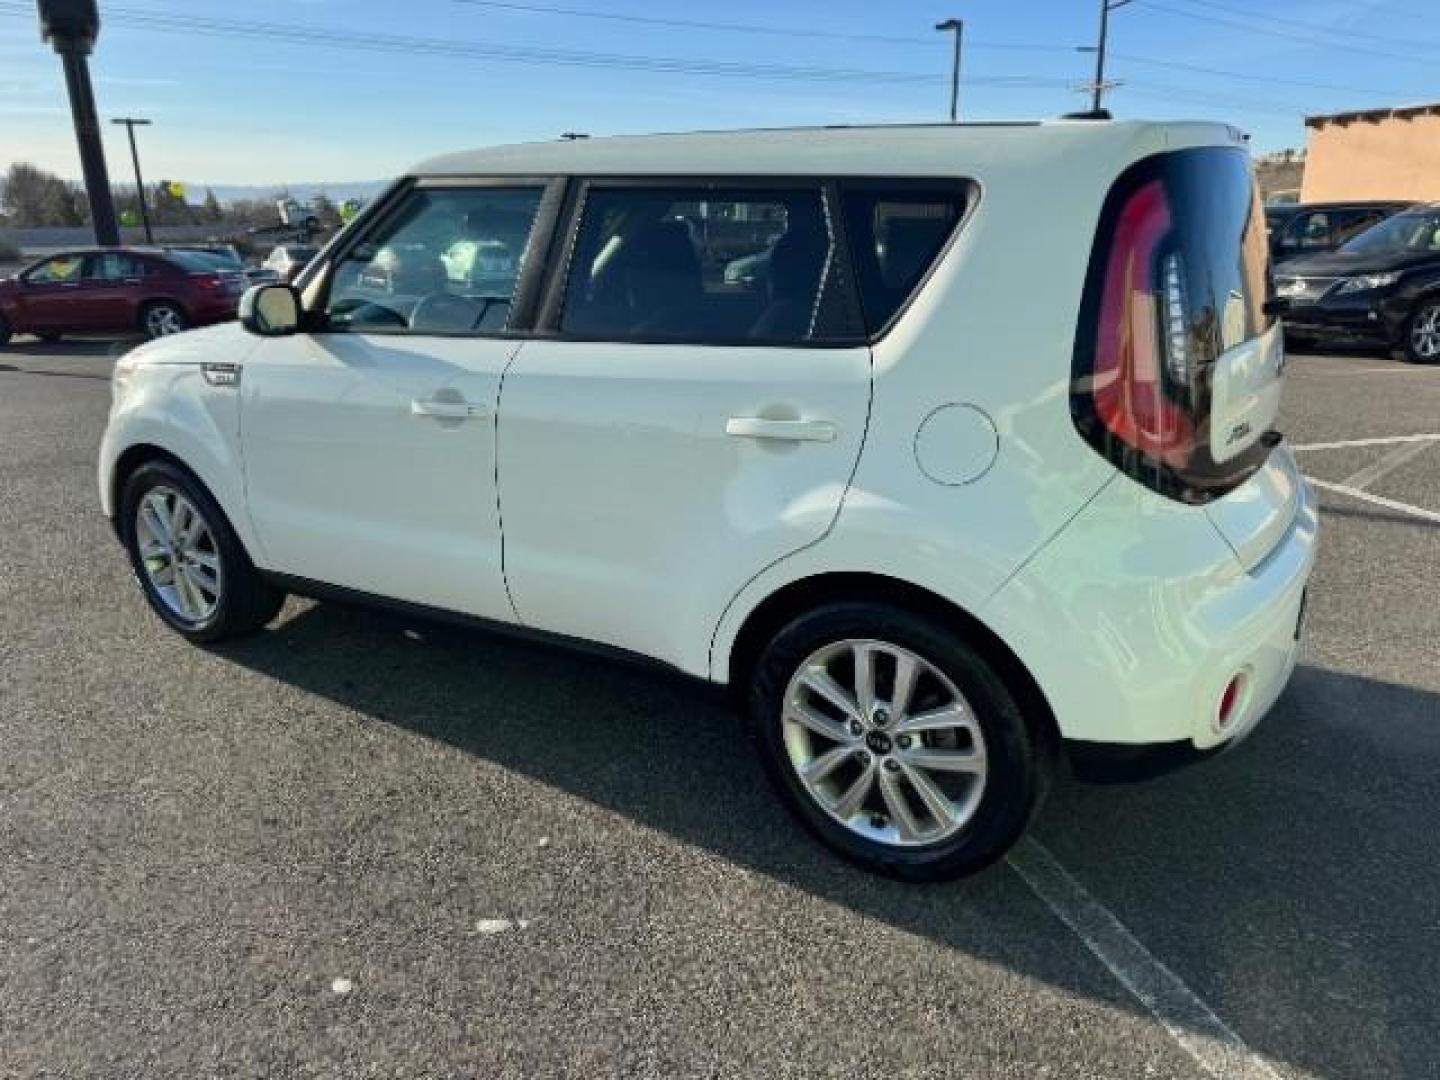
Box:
[448,0,1081,54]
[0,3,1083,91]
[1137,0,1439,66]
[1158,0,1440,53]
[450,0,941,46]
[1108,51,1413,101]
[0,4,935,85]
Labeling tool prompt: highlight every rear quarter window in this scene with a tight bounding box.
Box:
[838,182,969,336]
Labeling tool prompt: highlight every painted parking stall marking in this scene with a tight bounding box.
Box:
[1008,839,1284,1080]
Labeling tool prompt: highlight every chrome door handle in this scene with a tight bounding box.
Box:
[725,417,837,443]
[411,397,485,420]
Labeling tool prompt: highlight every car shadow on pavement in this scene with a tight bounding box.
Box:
[218,601,1440,1079]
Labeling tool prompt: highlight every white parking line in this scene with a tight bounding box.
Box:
[1339,439,1437,491]
[1007,839,1284,1080]
[1306,478,1440,525]
[1291,434,1440,451]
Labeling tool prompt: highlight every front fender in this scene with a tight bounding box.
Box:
[99,361,263,562]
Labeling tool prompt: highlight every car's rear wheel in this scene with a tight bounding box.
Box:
[748,603,1048,881]
[120,460,285,643]
[37,332,61,344]
[1403,300,1440,364]
[140,300,187,339]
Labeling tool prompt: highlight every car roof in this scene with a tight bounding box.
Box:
[410,120,1246,179]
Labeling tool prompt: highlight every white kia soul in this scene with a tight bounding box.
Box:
[100,121,1317,880]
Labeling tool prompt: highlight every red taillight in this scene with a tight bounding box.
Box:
[189,273,222,290]
[1090,180,1194,469]
[1073,147,1274,504]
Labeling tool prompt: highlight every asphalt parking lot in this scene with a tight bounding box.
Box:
[2,339,1437,1079]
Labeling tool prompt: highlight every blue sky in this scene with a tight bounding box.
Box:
[1,0,1436,189]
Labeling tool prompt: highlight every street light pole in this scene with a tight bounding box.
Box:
[112,117,153,244]
[935,18,964,122]
[1090,0,1132,113]
[37,0,120,246]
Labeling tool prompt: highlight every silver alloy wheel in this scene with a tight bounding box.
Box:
[134,485,223,624]
[145,304,184,338]
[1412,304,1440,360]
[782,639,987,848]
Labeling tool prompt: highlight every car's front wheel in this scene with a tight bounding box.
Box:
[1403,299,1440,364]
[120,460,285,643]
[140,300,187,339]
[748,603,1049,881]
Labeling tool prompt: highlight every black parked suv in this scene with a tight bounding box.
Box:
[1275,203,1440,363]
[1265,200,1409,261]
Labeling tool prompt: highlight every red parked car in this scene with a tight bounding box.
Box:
[0,248,245,345]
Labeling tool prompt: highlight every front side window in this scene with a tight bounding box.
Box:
[1333,210,1385,246]
[1341,209,1440,255]
[560,185,860,344]
[326,187,543,334]
[25,255,84,284]
[839,184,968,334]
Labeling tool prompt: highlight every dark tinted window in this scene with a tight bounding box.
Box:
[1333,209,1387,246]
[560,185,861,344]
[84,252,144,280]
[164,250,226,272]
[327,187,544,334]
[1286,211,1330,249]
[839,184,967,334]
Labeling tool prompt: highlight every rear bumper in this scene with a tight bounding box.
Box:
[983,448,1318,759]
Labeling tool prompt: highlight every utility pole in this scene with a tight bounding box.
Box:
[112,117,153,244]
[1088,0,1132,113]
[36,0,119,246]
[935,18,964,122]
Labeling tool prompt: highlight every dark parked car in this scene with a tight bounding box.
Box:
[1275,203,1440,363]
[0,248,245,344]
[1265,200,1410,260]
[167,244,280,287]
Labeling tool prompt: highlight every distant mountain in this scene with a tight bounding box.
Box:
[192,181,387,205]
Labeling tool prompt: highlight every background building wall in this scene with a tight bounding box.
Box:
[1302,111,1440,202]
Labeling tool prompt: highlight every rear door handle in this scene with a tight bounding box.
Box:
[725,417,837,443]
[411,397,486,420]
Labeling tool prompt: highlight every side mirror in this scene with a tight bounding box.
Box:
[239,283,301,336]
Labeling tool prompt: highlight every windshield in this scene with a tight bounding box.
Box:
[1340,209,1440,255]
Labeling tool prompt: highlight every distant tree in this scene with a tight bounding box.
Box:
[311,191,340,228]
[151,180,193,226]
[202,187,223,222]
[0,162,85,226]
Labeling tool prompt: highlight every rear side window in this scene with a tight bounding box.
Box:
[839,183,968,335]
[84,253,144,280]
[559,185,862,344]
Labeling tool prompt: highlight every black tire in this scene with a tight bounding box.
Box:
[0,311,11,346]
[1282,329,1314,354]
[139,300,187,340]
[1402,299,1440,364]
[37,332,61,344]
[120,459,285,643]
[748,603,1050,882]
